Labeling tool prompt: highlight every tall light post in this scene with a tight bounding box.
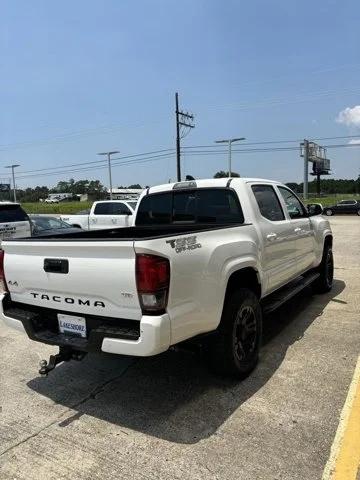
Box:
[214,138,246,177]
[97,151,119,200]
[5,164,20,202]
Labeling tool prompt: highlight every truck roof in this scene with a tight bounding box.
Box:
[147,177,283,194]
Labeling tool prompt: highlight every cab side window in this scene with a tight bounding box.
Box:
[252,185,285,221]
[277,187,306,219]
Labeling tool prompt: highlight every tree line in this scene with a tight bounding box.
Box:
[0,179,143,203]
[285,177,360,195]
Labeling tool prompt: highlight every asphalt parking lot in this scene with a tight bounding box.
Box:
[0,216,359,480]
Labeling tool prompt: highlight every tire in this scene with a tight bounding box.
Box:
[207,288,262,379]
[357,209,360,216]
[313,244,334,293]
[324,209,333,216]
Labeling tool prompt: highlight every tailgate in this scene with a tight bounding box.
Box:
[2,240,142,320]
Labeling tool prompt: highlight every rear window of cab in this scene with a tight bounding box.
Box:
[136,188,244,225]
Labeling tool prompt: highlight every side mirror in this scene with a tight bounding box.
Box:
[307,203,323,216]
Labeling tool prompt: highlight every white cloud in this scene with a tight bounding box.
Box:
[337,105,360,126]
[348,138,360,144]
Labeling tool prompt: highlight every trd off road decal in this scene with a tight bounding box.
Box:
[166,235,202,253]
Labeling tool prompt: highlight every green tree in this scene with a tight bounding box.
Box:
[51,179,106,198]
[285,182,301,193]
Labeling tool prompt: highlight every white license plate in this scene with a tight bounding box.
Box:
[58,314,87,338]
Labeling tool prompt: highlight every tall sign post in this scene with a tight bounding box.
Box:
[300,140,331,198]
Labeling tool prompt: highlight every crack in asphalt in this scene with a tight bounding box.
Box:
[0,360,136,458]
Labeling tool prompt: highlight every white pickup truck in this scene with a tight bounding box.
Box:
[0,178,333,378]
[60,200,137,230]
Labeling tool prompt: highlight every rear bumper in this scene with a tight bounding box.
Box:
[0,294,171,357]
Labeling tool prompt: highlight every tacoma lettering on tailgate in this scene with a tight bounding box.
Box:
[30,293,105,308]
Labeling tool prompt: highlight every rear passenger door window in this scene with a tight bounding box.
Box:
[251,185,285,221]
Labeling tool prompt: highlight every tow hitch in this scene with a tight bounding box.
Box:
[39,347,87,376]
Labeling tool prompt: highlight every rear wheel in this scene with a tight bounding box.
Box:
[207,288,262,378]
[313,244,334,293]
[357,209,360,216]
[325,209,333,216]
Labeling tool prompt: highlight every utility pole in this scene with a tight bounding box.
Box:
[175,93,181,182]
[214,138,246,177]
[175,92,195,182]
[5,164,20,202]
[302,139,309,200]
[97,151,119,200]
[316,172,321,196]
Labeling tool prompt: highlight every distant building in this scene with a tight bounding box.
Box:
[107,188,144,200]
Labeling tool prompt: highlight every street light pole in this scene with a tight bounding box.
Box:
[97,151,119,200]
[5,164,20,202]
[214,138,246,177]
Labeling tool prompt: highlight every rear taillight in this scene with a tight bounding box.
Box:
[0,250,8,293]
[136,254,170,314]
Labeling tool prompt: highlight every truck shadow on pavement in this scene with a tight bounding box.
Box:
[28,279,345,444]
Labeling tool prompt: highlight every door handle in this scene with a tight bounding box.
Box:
[266,233,277,241]
[294,227,302,233]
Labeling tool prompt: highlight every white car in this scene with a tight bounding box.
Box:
[0,202,32,241]
[60,200,137,230]
[0,178,332,378]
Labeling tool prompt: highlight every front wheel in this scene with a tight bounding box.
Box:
[313,244,334,293]
[325,209,333,216]
[357,209,360,216]
[207,288,262,379]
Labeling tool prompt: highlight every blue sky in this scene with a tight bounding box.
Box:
[1,0,359,189]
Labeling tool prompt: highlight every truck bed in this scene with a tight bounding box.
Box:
[4,223,247,242]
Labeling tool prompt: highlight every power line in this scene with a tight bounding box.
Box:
[183,135,360,149]
[2,137,359,182]
[14,143,360,180]
[2,84,357,153]
[12,148,175,174]
[184,144,360,155]
[227,62,360,92]
[204,87,360,112]
[15,153,175,180]
[0,118,168,151]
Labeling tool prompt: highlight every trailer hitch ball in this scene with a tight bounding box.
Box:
[38,348,86,376]
[39,359,49,376]
[39,359,51,376]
